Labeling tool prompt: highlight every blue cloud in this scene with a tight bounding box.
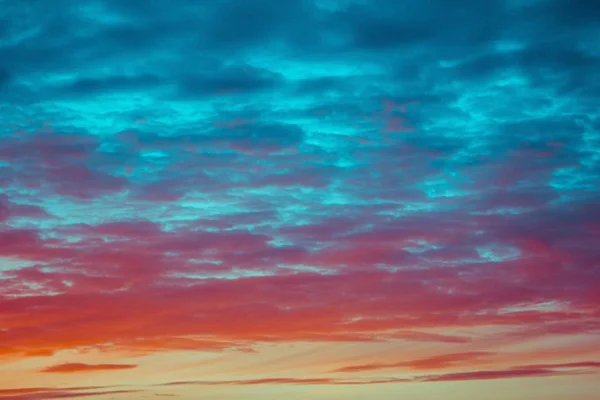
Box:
[0,0,599,365]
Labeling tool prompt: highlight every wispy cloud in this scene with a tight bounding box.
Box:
[40,363,137,373]
[0,386,139,400]
[333,352,494,373]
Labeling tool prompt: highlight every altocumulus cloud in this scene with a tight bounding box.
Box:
[0,0,599,391]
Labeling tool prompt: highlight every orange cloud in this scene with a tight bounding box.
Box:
[40,363,137,373]
[417,367,583,382]
[1,210,600,389]
[0,386,138,400]
[333,352,494,373]
[160,377,411,387]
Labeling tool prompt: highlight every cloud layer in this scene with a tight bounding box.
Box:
[1,0,599,398]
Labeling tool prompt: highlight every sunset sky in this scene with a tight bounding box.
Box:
[1,0,600,399]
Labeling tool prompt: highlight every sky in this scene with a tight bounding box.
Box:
[0,0,599,399]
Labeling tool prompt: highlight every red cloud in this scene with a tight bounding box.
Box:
[160,377,411,387]
[333,352,494,373]
[1,218,599,360]
[414,361,600,382]
[1,188,599,384]
[418,368,577,382]
[40,363,137,373]
[155,360,600,386]
[0,386,138,400]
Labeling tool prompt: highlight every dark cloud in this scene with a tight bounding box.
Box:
[57,73,164,97]
[177,65,284,98]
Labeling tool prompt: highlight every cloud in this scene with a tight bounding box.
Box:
[0,386,138,400]
[0,195,53,222]
[4,361,599,398]
[333,352,494,373]
[176,65,284,98]
[418,368,558,382]
[411,361,600,382]
[40,363,137,373]
[160,377,411,387]
[158,360,600,386]
[0,0,599,394]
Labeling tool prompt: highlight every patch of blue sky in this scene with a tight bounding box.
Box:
[549,167,598,192]
[286,61,381,81]
[403,240,441,254]
[168,269,275,281]
[0,258,37,274]
[278,264,328,274]
[499,301,565,315]
[476,245,522,263]
[419,175,474,199]
[472,207,532,216]
[376,202,439,217]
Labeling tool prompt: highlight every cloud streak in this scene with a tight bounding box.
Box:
[40,363,137,373]
[0,386,139,400]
